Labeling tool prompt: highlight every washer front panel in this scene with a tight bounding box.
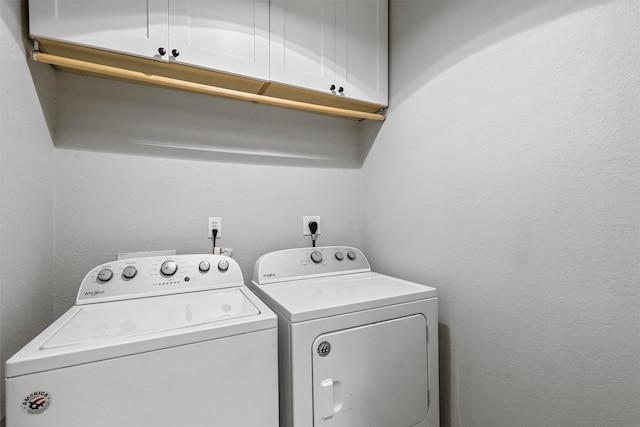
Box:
[6,329,278,427]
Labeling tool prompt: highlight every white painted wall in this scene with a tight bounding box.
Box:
[53,75,362,316]
[0,0,56,421]
[361,1,639,426]
[55,73,363,169]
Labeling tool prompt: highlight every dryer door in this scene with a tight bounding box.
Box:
[312,314,429,427]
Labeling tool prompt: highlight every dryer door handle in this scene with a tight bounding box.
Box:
[320,378,343,420]
[320,379,335,419]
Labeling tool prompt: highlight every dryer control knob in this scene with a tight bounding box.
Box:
[160,260,178,276]
[97,268,113,282]
[218,260,229,272]
[347,250,357,260]
[311,250,323,264]
[199,261,211,272]
[335,251,344,261]
[122,266,137,279]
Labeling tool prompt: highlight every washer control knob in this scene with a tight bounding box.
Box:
[218,260,229,272]
[199,261,211,272]
[122,266,137,279]
[347,250,357,260]
[335,251,344,261]
[311,250,323,264]
[97,268,113,282]
[160,260,178,276]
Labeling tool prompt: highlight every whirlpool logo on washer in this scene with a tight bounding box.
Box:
[22,391,52,415]
[263,273,276,278]
[83,290,104,297]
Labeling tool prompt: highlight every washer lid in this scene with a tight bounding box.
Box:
[6,287,276,378]
[44,288,259,349]
[252,272,437,322]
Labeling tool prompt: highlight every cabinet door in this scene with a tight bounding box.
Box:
[29,0,169,60]
[169,0,270,80]
[270,0,336,94]
[335,0,388,105]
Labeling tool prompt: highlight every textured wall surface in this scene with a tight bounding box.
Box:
[54,149,361,317]
[361,0,639,426]
[55,73,363,169]
[0,0,56,420]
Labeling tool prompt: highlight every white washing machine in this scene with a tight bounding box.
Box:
[5,254,279,427]
[250,246,439,427]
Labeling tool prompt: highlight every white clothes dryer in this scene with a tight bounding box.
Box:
[5,254,278,427]
[250,246,439,427]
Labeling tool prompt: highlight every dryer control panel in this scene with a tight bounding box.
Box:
[76,254,243,304]
[252,246,371,285]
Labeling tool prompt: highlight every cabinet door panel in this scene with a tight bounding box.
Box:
[29,0,168,60]
[169,0,269,80]
[335,0,388,105]
[270,0,335,93]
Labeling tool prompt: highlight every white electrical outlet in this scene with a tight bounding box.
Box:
[303,216,321,236]
[208,217,222,238]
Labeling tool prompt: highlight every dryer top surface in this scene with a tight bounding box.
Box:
[252,271,436,322]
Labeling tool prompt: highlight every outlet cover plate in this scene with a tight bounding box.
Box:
[303,216,321,236]
[208,217,222,238]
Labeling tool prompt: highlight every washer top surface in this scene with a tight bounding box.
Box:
[6,254,276,378]
[44,288,259,350]
[251,247,437,322]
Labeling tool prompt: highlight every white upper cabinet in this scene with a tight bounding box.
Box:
[270,0,388,105]
[29,0,270,79]
[269,0,336,95]
[335,0,388,105]
[29,0,387,107]
[169,0,270,80]
[29,0,169,60]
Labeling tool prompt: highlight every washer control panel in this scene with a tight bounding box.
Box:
[252,246,370,285]
[77,254,242,305]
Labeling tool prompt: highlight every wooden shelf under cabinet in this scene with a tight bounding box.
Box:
[32,38,386,121]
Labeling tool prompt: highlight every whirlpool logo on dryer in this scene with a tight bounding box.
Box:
[263,273,276,278]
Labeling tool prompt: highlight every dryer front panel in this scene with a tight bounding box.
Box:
[311,314,429,427]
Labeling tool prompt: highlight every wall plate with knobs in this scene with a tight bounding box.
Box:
[303,216,321,236]
[208,217,222,238]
